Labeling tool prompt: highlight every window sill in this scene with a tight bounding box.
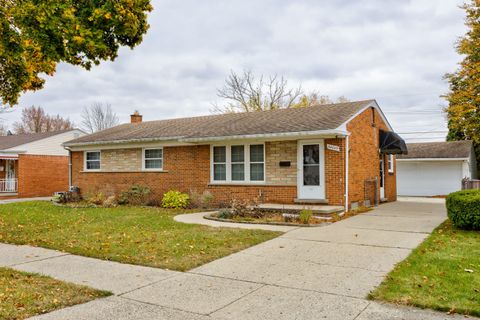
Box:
[208,182,267,186]
[81,170,169,173]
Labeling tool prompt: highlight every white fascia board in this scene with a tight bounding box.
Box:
[336,100,394,132]
[65,130,350,150]
[397,158,469,162]
[180,130,350,143]
[66,138,195,151]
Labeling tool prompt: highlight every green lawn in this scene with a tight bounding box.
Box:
[0,267,109,320]
[0,202,281,271]
[370,220,480,317]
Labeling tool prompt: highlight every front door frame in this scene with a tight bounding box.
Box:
[297,139,326,200]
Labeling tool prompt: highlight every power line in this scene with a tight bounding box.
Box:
[398,131,447,134]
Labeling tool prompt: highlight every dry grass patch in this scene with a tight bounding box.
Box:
[0,267,110,320]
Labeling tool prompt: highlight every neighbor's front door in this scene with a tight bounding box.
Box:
[298,140,325,200]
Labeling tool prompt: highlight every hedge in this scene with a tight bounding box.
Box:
[446,189,480,230]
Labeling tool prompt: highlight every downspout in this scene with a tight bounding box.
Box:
[67,148,72,190]
[344,135,349,212]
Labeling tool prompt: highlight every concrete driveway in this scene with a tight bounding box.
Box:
[0,198,466,319]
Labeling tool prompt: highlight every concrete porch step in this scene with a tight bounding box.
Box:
[256,203,345,215]
[294,198,329,204]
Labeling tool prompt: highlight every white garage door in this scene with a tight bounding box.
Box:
[397,161,463,196]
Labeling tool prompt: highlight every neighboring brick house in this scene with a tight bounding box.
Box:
[64,100,407,210]
[0,129,85,198]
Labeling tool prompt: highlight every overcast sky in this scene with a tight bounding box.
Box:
[2,0,466,142]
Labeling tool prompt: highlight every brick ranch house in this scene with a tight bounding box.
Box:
[0,129,85,198]
[64,100,407,210]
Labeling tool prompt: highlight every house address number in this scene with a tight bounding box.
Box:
[326,144,340,152]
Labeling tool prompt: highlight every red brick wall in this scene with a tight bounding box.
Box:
[346,107,397,208]
[17,154,69,198]
[324,138,345,206]
[72,146,297,206]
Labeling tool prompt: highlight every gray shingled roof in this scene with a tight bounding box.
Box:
[0,130,73,151]
[398,141,474,159]
[65,100,375,146]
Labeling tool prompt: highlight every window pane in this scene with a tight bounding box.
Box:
[145,159,162,169]
[214,164,226,180]
[250,163,264,181]
[250,145,264,162]
[87,161,100,170]
[145,149,162,159]
[231,163,245,181]
[231,145,244,162]
[303,145,319,165]
[213,146,226,163]
[303,165,320,186]
[86,152,100,161]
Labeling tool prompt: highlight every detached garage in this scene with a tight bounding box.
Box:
[397,141,477,196]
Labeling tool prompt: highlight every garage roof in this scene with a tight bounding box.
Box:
[398,141,473,159]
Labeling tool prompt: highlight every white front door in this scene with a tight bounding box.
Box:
[298,140,325,200]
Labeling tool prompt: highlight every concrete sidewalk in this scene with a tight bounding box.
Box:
[0,198,470,319]
[0,196,52,204]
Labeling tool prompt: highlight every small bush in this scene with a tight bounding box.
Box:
[118,185,151,206]
[103,195,117,208]
[217,209,233,219]
[189,190,215,209]
[162,190,189,209]
[201,191,214,208]
[446,189,480,230]
[299,209,313,224]
[87,191,106,206]
[189,190,202,208]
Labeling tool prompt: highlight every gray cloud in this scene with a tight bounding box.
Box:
[2,0,466,142]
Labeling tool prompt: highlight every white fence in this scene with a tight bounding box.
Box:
[0,179,18,192]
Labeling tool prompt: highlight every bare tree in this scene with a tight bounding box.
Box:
[0,122,8,136]
[214,70,349,113]
[13,106,74,134]
[81,102,120,133]
[292,92,350,108]
[213,70,303,113]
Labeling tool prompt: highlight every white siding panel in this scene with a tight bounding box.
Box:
[397,161,463,196]
[5,130,85,156]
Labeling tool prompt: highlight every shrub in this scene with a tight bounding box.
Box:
[189,190,202,208]
[299,209,313,224]
[446,189,480,230]
[217,209,233,219]
[189,190,215,209]
[162,190,189,209]
[86,191,106,206]
[103,195,118,208]
[201,191,214,208]
[118,185,151,206]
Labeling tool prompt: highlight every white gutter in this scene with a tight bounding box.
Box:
[181,130,350,143]
[397,158,469,162]
[63,136,185,148]
[63,130,350,148]
[345,135,349,212]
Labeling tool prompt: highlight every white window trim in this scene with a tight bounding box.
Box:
[210,143,265,184]
[142,147,164,171]
[84,150,101,171]
[387,154,394,173]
